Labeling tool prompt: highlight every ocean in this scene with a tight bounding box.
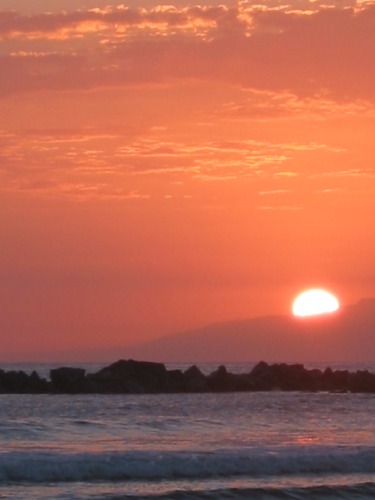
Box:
[1,362,375,499]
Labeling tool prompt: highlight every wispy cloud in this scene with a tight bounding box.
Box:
[0,125,348,200]
[259,189,291,195]
[1,3,374,205]
[258,205,303,211]
[217,90,375,121]
[1,3,375,100]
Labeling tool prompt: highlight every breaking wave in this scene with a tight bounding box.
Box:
[1,445,375,484]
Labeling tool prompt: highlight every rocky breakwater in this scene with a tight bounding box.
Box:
[1,360,375,394]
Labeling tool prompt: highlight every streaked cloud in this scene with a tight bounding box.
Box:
[217,90,375,121]
[1,3,375,100]
[258,205,303,211]
[0,125,345,199]
[259,189,291,195]
[0,2,374,204]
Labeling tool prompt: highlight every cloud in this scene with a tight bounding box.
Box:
[0,125,345,200]
[328,168,375,178]
[258,205,303,211]
[1,3,375,100]
[0,6,228,39]
[216,90,375,121]
[259,189,291,195]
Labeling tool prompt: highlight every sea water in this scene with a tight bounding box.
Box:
[1,362,375,499]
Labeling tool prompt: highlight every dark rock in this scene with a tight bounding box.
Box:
[309,368,323,381]
[248,362,319,391]
[208,365,255,392]
[249,361,274,390]
[0,369,5,393]
[208,365,235,392]
[232,374,255,391]
[1,359,375,394]
[0,370,48,393]
[1,370,29,393]
[250,361,270,378]
[85,374,125,394]
[28,370,49,393]
[331,370,350,392]
[271,363,315,391]
[125,380,146,394]
[90,359,168,393]
[322,366,333,379]
[184,365,209,392]
[321,366,354,392]
[166,369,187,392]
[50,367,86,393]
[349,370,375,393]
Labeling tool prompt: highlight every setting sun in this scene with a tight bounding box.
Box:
[292,289,340,317]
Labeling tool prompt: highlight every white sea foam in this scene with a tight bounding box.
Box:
[1,446,375,484]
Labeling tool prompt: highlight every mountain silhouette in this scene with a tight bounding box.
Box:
[124,299,375,363]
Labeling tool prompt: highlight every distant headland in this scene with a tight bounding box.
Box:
[1,359,375,394]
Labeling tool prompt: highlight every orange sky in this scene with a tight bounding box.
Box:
[1,0,375,361]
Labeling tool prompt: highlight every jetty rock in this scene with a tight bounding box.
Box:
[50,367,86,393]
[1,359,375,394]
[0,369,49,393]
[87,359,169,393]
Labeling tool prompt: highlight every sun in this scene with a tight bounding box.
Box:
[292,289,340,317]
